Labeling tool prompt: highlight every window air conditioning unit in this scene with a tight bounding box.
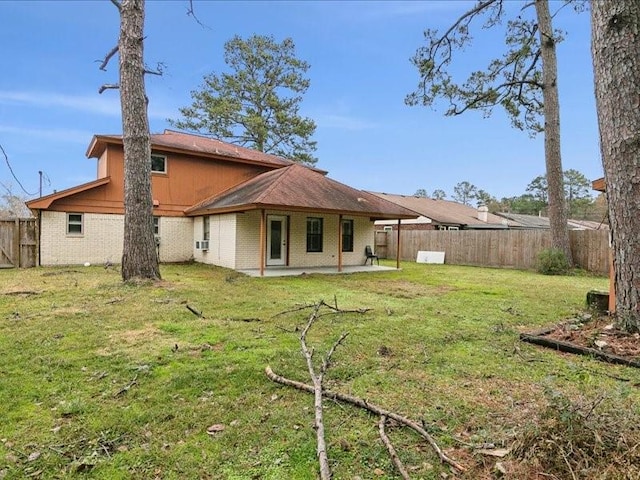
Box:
[196,240,209,251]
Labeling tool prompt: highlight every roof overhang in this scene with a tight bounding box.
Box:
[375,216,433,225]
[26,177,111,210]
[463,224,509,230]
[86,134,327,174]
[185,202,418,220]
[592,177,606,192]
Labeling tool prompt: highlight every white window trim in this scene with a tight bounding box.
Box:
[66,213,84,236]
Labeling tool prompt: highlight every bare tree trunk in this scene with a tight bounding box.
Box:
[535,0,572,265]
[119,0,160,281]
[592,1,640,332]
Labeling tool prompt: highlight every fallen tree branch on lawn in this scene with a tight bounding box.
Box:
[186,304,204,318]
[265,366,466,473]
[114,374,138,397]
[520,331,640,368]
[272,299,371,320]
[379,415,411,479]
[300,301,349,480]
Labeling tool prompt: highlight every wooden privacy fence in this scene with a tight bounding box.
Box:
[0,218,37,268]
[379,229,609,275]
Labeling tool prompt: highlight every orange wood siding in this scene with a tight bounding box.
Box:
[149,150,271,215]
[592,177,606,192]
[97,150,108,178]
[45,145,274,216]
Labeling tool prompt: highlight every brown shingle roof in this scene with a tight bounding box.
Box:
[186,164,418,219]
[494,212,609,230]
[368,192,512,227]
[86,129,326,172]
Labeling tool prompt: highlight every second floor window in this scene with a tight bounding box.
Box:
[151,154,167,173]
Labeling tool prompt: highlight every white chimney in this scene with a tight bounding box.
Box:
[477,205,488,222]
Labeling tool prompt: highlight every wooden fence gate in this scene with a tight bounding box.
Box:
[0,218,37,268]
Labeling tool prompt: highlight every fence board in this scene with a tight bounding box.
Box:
[0,219,37,268]
[379,229,609,275]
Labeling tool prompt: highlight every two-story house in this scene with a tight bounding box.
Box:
[27,130,416,274]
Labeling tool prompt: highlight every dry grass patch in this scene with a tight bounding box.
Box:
[357,279,456,299]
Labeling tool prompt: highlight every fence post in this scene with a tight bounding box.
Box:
[14,218,20,267]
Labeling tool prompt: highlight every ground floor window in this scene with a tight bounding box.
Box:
[306,217,323,252]
[153,216,160,236]
[342,219,354,252]
[203,216,210,241]
[66,213,83,235]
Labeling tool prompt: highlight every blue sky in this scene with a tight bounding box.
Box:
[1,0,600,201]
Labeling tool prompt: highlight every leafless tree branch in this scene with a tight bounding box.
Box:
[320,332,349,375]
[379,415,411,480]
[110,0,122,10]
[99,45,119,71]
[186,0,211,29]
[299,302,332,480]
[437,0,499,46]
[99,84,120,94]
[265,366,466,473]
[144,61,166,77]
[430,0,500,74]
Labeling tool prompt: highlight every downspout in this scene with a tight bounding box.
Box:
[259,209,266,277]
[396,219,401,269]
[338,214,343,272]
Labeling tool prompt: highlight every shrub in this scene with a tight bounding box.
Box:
[537,248,570,275]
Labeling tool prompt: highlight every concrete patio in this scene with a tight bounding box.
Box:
[238,264,398,277]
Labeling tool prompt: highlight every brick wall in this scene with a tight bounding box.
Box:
[288,212,374,267]
[195,214,237,268]
[40,211,193,265]
[40,211,124,265]
[157,216,193,262]
[191,211,376,270]
[235,211,261,269]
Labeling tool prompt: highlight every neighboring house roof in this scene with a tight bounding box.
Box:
[494,212,609,230]
[186,164,418,219]
[86,129,327,173]
[26,177,111,210]
[368,192,512,229]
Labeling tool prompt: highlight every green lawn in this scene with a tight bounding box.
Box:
[0,262,637,479]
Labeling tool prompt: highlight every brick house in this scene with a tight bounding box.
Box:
[27,130,415,274]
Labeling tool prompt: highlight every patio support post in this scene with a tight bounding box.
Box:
[259,209,266,277]
[338,214,343,272]
[396,219,401,269]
